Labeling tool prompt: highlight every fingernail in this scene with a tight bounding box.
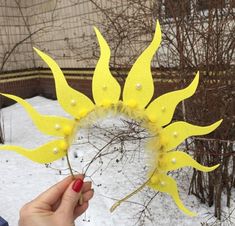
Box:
[72,178,83,193]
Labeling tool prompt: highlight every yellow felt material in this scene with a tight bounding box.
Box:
[159,151,220,172]
[34,48,94,119]
[92,27,121,106]
[161,120,222,152]
[0,139,68,163]
[148,173,196,216]
[0,93,75,137]
[145,72,199,126]
[123,21,161,109]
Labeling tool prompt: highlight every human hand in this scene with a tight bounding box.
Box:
[18,175,94,226]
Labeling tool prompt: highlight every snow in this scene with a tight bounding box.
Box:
[0,96,234,226]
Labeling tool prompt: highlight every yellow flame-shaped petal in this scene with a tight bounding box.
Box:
[145,72,199,126]
[92,27,121,106]
[0,139,68,163]
[33,48,94,119]
[123,20,161,109]
[148,173,196,216]
[159,151,220,172]
[0,93,75,137]
[161,120,223,152]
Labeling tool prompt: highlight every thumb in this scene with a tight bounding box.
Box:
[57,177,84,217]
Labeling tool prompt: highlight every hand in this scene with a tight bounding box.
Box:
[18,175,94,226]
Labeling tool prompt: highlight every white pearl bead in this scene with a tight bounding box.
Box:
[102,85,107,90]
[70,99,76,106]
[135,83,142,90]
[53,147,59,154]
[173,132,178,138]
[171,158,176,164]
[54,124,61,130]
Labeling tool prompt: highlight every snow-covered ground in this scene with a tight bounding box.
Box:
[0,96,234,226]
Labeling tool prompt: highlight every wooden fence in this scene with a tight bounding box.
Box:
[0,67,234,140]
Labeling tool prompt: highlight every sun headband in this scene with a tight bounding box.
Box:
[0,21,222,216]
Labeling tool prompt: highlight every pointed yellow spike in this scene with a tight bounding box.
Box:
[0,139,68,163]
[33,47,94,119]
[123,20,161,109]
[0,93,75,137]
[145,72,199,126]
[93,27,121,106]
[148,173,197,216]
[160,120,222,152]
[159,151,220,172]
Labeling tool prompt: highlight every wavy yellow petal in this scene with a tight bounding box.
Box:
[161,120,222,151]
[33,47,94,119]
[92,27,121,106]
[0,139,68,163]
[148,173,196,216]
[123,20,161,109]
[159,151,220,172]
[0,93,75,137]
[145,72,199,126]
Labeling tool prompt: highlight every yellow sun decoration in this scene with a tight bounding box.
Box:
[0,21,222,216]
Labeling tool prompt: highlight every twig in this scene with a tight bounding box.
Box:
[66,153,75,179]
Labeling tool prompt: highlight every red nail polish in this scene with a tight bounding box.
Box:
[72,178,83,193]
